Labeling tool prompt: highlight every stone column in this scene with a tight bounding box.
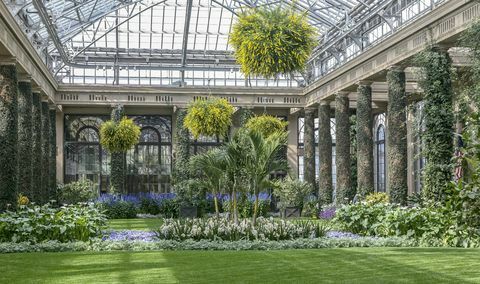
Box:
[32,92,42,202]
[335,92,351,204]
[49,109,57,194]
[303,108,316,187]
[55,110,64,183]
[318,101,333,205]
[387,66,408,205]
[110,104,126,193]
[18,80,33,199]
[41,101,51,202]
[0,64,18,210]
[356,81,374,198]
[287,112,299,178]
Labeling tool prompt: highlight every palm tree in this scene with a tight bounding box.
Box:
[244,130,288,225]
[189,148,226,218]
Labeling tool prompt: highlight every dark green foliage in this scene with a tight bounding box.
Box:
[238,108,254,127]
[31,93,42,203]
[173,109,190,184]
[335,94,351,204]
[110,105,126,193]
[49,109,56,197]
[318,104,333,205]
[349,113,358,200]
[356,85,374,198]
[387,68,408,205]
[0,65,18,210]
[101,201,138,219]
[416,47,454,202]
[17,81,33,199]
[303,108,316,187]
[41,101,50,203]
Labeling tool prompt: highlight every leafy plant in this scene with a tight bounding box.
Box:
[245,115,288,137]
[58,179,98,204]
[365,192,389,205]
[183,98,234,139]
[229,6,316,78]
[100,117,141,153]
[0,203,106,243]
[273,177,313,213]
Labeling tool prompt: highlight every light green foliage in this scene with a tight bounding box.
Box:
[184,98,234,139]
[155,217,327,241]
[245,115,288,137]
[100,117,141,153]
[0,203,106,243]
[58,179,98,204]
[416,47,454,202]
[273,177,313,211]
[365,192,389,205]
[229,6,316,78]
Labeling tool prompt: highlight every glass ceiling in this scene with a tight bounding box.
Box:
[3,0,445,87]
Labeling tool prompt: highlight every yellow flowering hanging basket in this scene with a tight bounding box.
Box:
[184,98,234,139]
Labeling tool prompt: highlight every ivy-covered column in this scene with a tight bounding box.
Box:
[173,109,190,184]
[356,81,374,198]
[17,80,33,199]
[318,101,333,205]
[49,109,57,197]
[387,66,408,205]
[0,64,18,210]
[41,101,50,202]
[32,92,42,202]
[110,105,126,193]
[335,92,352,204]
[419,47,454,202]
[304,108,316,187]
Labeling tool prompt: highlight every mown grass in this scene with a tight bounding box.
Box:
[1,248,480,283]
[107,218,163,231]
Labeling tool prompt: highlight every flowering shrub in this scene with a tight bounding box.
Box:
[0,203,106,243]
[155,217,328,241]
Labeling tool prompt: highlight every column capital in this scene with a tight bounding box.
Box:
[320,99,332,106]
[18,74,32,83]
[387,65,405,72]
[335,91,350,97]
[304,107,317,114]
[357,80,373,86]
[0,56,17,65]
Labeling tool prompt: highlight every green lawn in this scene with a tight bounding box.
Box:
[1,248,480,283]
[107,218,163,231]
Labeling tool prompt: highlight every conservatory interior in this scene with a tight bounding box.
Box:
[1,0,480,283]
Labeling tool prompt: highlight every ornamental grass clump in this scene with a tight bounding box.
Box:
[229,6,317,78]
[100,117,141,153]
[184,98,234,139]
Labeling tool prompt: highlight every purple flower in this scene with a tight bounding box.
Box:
[104,230,156,242]
[319,206,336,220]
[326,231,360,239]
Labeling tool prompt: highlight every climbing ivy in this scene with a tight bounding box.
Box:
[415,47,454,202]
[335,94,352,204]
[303,109,316,188]
[386,68,408,205]
[0,65,18,210]
[17,82,33,199]
[349,113,358,201]
[41,101,50,203]
[31,92,42,203]
[173,109,191,184]
[49,109,57,199]
[318,104,333,205]
[356,85,374,199]
[109,105,127,193]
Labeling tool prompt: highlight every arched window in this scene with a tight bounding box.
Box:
[76,126,99,142]
[376,125,386,192]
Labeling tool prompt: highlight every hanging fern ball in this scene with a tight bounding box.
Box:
[100,117,141,153]
[245,115,288,137]
[184,98,234,139]
[229,6,317,78]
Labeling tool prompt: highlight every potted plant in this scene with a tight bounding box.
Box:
[273,177,313,218]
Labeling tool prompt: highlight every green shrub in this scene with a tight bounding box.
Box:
[0,203,106,243]
[222,198,270,218]
[273,178,313,212]
[365,192,389,205]
[101,201,138,219]
[58,179,98,204]
[159,199,179,218]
